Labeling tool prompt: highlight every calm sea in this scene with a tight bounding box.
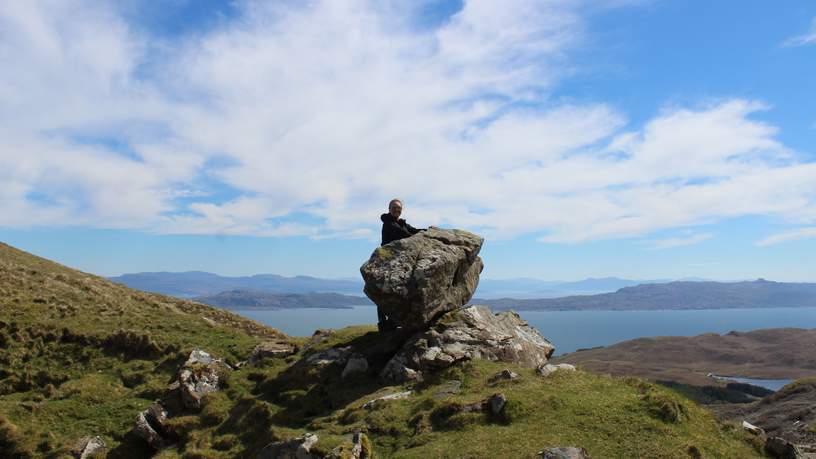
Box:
[233,305,816,356]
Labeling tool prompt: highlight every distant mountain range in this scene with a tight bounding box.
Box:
[476,279,816,311]
[109,271,364,297]
[109,271,671,298]
[194,290,373,310]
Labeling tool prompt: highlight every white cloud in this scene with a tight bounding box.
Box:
[756,227,816,246]
[648,233,712,250]
[1,0,816,245]
[783,17,816,47]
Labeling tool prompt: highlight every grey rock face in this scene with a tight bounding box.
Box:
[539,447,592,459]
[360,228,484,332]
[380,305,555,383]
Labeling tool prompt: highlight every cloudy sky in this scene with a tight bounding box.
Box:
[1,0,814,281]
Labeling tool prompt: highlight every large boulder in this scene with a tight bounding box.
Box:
[380,305,555,383]
[360,228,484,332]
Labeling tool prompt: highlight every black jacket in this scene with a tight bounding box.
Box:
[381,213,423,245]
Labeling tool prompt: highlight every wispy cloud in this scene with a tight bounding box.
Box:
[1,1,815,244]
[756,227,816,246]
[783,17,816,47]
[648,233,712,250]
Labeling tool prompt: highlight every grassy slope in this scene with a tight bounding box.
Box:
[0,242,287,457]
[0,243,765,458]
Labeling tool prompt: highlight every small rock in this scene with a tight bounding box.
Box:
[326,432,372,459]
[537,363,576,377]
[184,348,214,366]
[341,355,369,379]
[362,391,413,409]
[539,447,592,459]
[486,393,507,416]
[251,341,297,363]
[434,380,462,399]
[764,436,804,459]
[489,369,519,384]
[71,435,106,459]
[134,407,166,450]
[258,433,320,459]
[306,346,352,367]
[742,420,765,436]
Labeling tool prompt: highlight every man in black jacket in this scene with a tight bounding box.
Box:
[377,199,425,332]
[380,199,424,246]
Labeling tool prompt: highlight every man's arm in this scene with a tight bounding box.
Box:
[404,221,424,235]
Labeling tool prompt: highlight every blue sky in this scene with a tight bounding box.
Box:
[0,0,814,281]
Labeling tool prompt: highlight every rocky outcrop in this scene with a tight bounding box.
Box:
[380,305,555,383]
[133,349,231,450]
[360,228,484,332]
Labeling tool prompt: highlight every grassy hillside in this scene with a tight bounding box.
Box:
[0,243,766,458]
[0,242,288,457]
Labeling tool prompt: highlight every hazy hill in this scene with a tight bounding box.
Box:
[477,279,816,311]
[109,271,364,297]
[0,242,765,458]
[110,271,669,300]
[194,290,373,310]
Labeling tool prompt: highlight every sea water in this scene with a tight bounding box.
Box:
[233,305,816,356]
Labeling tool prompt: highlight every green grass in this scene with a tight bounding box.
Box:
[0,242,767,458]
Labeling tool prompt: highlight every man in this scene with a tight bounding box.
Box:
[377,199,425,332]
[380,199,423,246]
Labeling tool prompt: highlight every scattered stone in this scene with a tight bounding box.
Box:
[360,228,484,332]
[537,363,576,377]
[71,435,106,459]
[486,393,507,416]
[742,420,765,436]
[133,349,231,449]
[381,306,555,383]
[341,354,369,379]
[179,350,232,410]
[326,432,372,459]
[489,369,520,384]
[764,436,804,459]
[362,391,413,409]
[303,329,333,352]
[306,346,352,367]
[185,348,214,366]
[133,405,168,450]
[538,447,592,459]
[258,433,320,459]
[201,316,217,326]
[251,341,297,363]
[434,380,462,399]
